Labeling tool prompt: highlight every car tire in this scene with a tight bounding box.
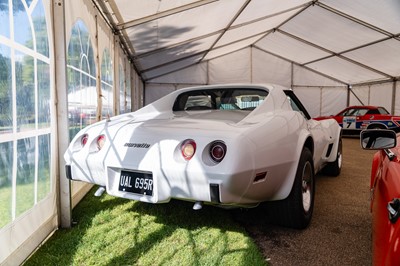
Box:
[323,138,342,177]
[264,147,315,229]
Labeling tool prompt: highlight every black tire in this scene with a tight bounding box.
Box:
[264,147,315,229]
[323,138,342,177]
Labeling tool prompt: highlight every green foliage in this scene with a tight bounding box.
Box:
[25,187,267,266]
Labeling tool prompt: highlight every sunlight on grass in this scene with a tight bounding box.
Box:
[25,187,267,265]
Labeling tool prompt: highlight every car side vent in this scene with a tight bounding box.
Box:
[326,143,333,157]
[210,184,220,203]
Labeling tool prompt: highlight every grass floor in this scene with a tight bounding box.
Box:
[25,187,267,266]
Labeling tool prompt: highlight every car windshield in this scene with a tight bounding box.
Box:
[172,88,268,111]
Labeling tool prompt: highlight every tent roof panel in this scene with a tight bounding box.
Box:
[307,57,387,84]
[344,39,400,77]
[137,34,219,70]
[321,0,400,34]
[281,5,387,53]
[203,34,263,61]
[232,0,310,25]
[216,7,301,48]
[115,0,210,24]
[94,0,400,85]
[255,32,331,64]
[142,53,205,80]
[126,0,247,54]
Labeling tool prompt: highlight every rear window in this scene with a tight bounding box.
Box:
[377,107,390,114]
[173,88,268,111]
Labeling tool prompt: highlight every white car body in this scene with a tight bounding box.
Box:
[65,84,341,228]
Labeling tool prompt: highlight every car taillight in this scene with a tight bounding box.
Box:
[97,135,106,150]
[81,134,88,147]
[181,139,196,160]
[210,141,226,163]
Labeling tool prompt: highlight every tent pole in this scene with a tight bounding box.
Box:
[53,0,72,228]
[392,80,397,114]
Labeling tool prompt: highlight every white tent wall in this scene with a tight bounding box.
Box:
[60,0,143,224]
[65,0,97,209]
[292,87,322,118]
[148,62,208,85]
[132,71,144,110]
[208,48,252,84]
[0,0,58,265]
[321,87,348,116]
[251,48,291,87]
[63,0,142,212]
[350,82,395,114]
[369,83,393,113]
[145,47,348,117]
[145,84,176,106]
[292,65,347,117]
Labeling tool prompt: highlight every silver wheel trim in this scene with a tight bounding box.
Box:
[302,161,313,213]
[337,149,342,169]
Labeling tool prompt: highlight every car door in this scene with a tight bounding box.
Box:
[363,131,400,265]
[343,108,369,129]
[372,147,400,265]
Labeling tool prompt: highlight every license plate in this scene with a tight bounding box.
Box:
[119,170,153,196]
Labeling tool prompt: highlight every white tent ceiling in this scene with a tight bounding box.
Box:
[93,0,400,85]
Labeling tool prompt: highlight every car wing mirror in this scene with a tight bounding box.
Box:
[360,129,397,150]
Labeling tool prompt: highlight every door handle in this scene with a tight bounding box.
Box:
[387,198,400,223]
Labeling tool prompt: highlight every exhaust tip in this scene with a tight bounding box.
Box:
[193,201,203,210]
[94,186,106,197]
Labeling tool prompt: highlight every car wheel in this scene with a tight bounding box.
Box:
[323,138,342,176]
[264,147,315,229]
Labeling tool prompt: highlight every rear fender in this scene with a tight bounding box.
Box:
[370,152,382,193]
[273,127,313,200]
[320,119,342,163]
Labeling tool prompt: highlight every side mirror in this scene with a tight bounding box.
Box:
[360,129,397,150]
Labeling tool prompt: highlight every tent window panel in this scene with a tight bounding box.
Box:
[0,0,52,234]
[16,137,36,217]
[15,51,35,132]
[0,45,12,134]
[101,49,113,118]
[32,1,49,57]
[126,67,131,112]
[0,141,13,228]
[13,0,33,49]
[38,60,50,128]
[37,134,51,201]
[0,1,10,37]
[67,20,97,140]
[119,63,125,114]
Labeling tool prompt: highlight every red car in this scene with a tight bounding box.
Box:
[314,106,400,134]
[361,129,400,265]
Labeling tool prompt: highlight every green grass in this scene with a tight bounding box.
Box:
[25,187,267,265]
[0,178,51,228]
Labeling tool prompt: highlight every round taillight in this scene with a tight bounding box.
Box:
[81,134,88,147]
[97,135,106,150]
[181,139,196,160]
[210,141,226,163]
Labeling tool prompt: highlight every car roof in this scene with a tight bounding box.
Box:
[345,105,383,109]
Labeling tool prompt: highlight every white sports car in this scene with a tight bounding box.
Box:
[64,84,342,229]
